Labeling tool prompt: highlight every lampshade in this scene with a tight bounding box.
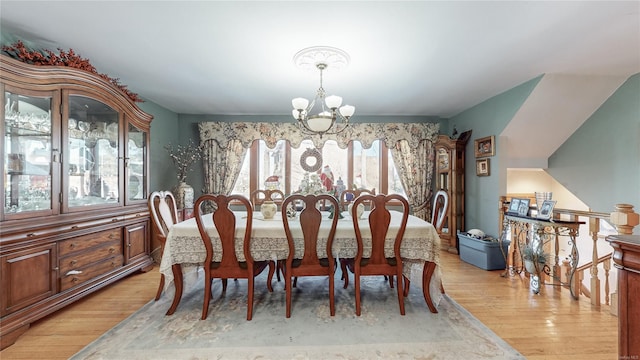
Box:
[292,97,309,111]
[339,105,355,118]
[325,95,342,109]
[307,114,333,133]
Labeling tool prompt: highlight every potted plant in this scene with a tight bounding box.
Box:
[521,242,548,275]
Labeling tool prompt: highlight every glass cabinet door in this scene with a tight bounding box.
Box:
[126,122,147,204]
[66,95,120,210]
[3,90,56,217]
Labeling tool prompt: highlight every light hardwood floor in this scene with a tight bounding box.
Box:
[1,251,618,359]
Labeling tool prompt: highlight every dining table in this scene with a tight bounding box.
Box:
[159,210,444,315]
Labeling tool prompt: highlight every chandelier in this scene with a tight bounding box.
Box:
[291,46,355,137]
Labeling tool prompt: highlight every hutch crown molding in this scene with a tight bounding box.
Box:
[1,55,153,349]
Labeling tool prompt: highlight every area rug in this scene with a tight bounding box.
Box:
[71,270,523,360]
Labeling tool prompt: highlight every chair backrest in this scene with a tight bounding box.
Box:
[250,189,285,210]
[194,194,254,269]
[281,194,339,269]
[340,188,376,211]
[149,191,179,239]
[431,190,449,233]
[352,194,409,267]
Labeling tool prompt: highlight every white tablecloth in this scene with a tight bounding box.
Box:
[159,210,443,307]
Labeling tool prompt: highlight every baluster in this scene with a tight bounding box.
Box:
[589,217,601,307]
[603,258,611,306]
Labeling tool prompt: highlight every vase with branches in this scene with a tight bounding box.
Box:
[164,139,203,184]
[164,140,203,209]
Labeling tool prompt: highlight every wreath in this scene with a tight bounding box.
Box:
[300,148,322,172]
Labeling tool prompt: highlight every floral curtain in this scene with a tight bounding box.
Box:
[390,139,436,220]
[198,121,439,218]
[199,122,439,150]
[201,138,246,196]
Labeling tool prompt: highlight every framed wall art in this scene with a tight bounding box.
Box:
[537,200,557,220]
[476,158,490,176]
[474,135,495,158]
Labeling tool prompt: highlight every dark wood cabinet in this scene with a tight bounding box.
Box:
[606,234,640,358]
[0,55,154,349]
[434,133,469,254]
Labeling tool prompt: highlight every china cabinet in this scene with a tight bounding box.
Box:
[0,55,153,349]
[606,235,640,358]
[434,132,469,254]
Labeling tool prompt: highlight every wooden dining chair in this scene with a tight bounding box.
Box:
[339,188,376,211]
[281,194,339,317]
[402,190,449,298]
[351,193,410,316]
[250,189,285,210]
[149,190,180,301]
[194,194,275,320]
[431,190,449,234]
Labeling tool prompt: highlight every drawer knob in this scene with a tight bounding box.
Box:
[70,260,78,266]
[108,234,116,239]
[109,247,116,254]
[69,243,76,249]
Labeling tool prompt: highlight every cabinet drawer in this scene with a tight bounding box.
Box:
[59,241,122,275]
[60,255,124,291]
[58,229,121,257]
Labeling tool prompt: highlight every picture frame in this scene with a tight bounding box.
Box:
[474,135,495,158]
[476,158,490,176]
[517,198,530,217]
[507,198,521,215]
[537,200,557,220]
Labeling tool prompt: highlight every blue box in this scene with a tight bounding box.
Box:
[458,233,510,271]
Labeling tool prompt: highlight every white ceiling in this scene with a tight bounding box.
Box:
[1,1,638,118]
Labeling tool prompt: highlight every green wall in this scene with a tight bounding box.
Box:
[137,100,180,194]
[448,77,542,237]
[449,74,639,237]
[547,74,640,215]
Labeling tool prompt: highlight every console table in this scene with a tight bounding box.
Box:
[606,234,640,358]
[501,214,583,298]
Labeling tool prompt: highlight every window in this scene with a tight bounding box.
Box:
[231,139,407,198]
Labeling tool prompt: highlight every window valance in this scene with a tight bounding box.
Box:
[198,122,440,149]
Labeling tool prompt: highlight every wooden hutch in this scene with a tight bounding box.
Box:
[434,132,469,254]
[0,55,154,349]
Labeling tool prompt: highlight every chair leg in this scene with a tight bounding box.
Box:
[276,260,284,282]
[329,270,335,316]
[440,280,445,294]
[266,261,275,292]
[387,275,394,288]
[154,274,165,301]
[403,276,410,297]
[221,278,228,292]
[340,259,351,289]
[285,272,293,318]
[355,271,361,316]
[396,272,405,315]
[247,275,254,321]
[202,276,212,320]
